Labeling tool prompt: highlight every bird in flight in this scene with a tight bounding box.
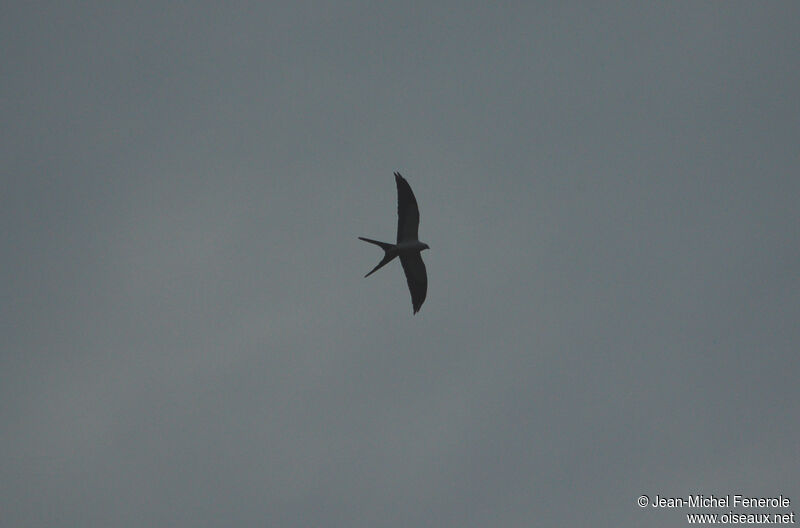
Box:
[359,172,430,314]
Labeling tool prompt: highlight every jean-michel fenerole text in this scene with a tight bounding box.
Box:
[651,494,790,508]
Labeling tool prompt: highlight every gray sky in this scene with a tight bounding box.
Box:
[2,2,799,527]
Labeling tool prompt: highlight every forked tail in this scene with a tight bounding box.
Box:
[358,237,398,277]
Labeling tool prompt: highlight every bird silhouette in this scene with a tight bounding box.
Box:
[359,172,430,314]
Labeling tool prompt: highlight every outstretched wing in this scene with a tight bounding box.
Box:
[395,172,420,243]
[400,252,427,314]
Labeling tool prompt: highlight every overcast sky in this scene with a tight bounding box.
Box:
[2,2,799,527]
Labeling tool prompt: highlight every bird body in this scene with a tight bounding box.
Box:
[396,240,429,252]
[359,173,429,314]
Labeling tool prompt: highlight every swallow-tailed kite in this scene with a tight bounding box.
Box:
[359,172,430,314]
